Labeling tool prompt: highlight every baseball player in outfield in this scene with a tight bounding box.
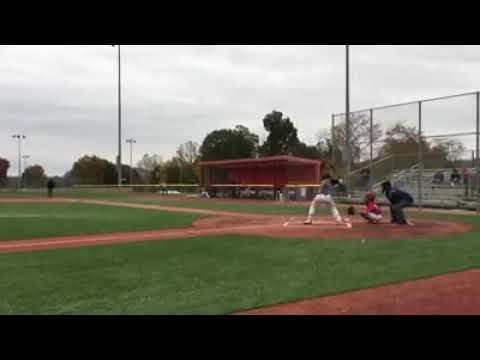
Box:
[304,174,352,228]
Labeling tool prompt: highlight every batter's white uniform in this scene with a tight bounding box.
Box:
[305,180,350,226]
[308,193,343,223]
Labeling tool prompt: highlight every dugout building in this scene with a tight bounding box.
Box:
[199,155,325,200]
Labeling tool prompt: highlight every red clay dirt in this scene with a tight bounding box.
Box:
[0,198,473,253]
[234,269,480,315]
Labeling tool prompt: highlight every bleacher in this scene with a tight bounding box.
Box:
[356,166,480,209]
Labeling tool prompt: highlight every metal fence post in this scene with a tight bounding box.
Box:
[370,109,373,163]
[418,101,423,210]
[476,92,479,214]
[345,45,351,195]
[331,114,335,165]
[369,109,374,189]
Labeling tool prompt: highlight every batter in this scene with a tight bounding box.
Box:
[304,174,352,228]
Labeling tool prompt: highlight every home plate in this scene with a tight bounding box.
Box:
[283,219,353,229]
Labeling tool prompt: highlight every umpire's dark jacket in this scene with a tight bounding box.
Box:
[385,188,414,205]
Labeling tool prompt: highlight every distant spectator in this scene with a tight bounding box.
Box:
[432,170,444,185]
[47,179,55,198]
[200,188,210,199]
[463,168,471,197]
[450,168,461,187]
[336,179,347,195]
[462,168,471,185]
[274,187,281,201]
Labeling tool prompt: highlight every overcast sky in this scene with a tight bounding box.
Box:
[2,45,480,176]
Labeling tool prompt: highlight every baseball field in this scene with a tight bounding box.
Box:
[1,191,480,315]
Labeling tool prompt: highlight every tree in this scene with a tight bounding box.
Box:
[431,138,467,164]
[176,141,199,166]
[378,123,467,169]
[315,129,336,159]
[151,163,165,184]
[163,158,181,183]
[259,111,300,156]
[176,141,200,183]
[70,155,117,185]
[379,123,423,157]
[200,125,259,161]
[51,176,66,188]
[331,112,383,165]
[137,154,163,172]
[292,142,323,159]
[376,123,428,169]
[0,157,10,187]
[23,165,47,188]
[234,125,260,152]
[63,170,74,187]
[137,154,164,184]
[121,164,143,184]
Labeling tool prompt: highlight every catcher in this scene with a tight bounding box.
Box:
[359,192,383,224]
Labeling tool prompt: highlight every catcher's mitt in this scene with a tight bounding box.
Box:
[347,206,355,216]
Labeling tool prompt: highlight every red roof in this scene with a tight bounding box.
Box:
[199,155,323,167]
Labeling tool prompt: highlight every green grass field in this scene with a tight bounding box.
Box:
[1,214,480,314]
[128,198,317,215]
[1,189,328,215]
[0,202,202,241]
[2,190,480,314]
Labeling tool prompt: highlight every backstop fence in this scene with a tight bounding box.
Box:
[332,91,480,211]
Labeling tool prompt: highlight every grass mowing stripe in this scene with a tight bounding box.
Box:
[0,202,202,241]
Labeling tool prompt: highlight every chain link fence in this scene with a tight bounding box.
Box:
[332,91,480,211]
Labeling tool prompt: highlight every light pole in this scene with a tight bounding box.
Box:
[112,45,122,186]
[345,45,351,192]
[126,138,136,184]
[22,155,30,188]
[12,134,26,189]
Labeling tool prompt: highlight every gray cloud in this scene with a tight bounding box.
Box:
[2,45,480,176]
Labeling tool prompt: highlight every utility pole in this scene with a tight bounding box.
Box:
[12,134,26,189]
[22,155,30,188]
[345,45,351,191]
[112,45,122,186]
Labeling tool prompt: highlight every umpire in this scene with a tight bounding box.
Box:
[381,180,414,225]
